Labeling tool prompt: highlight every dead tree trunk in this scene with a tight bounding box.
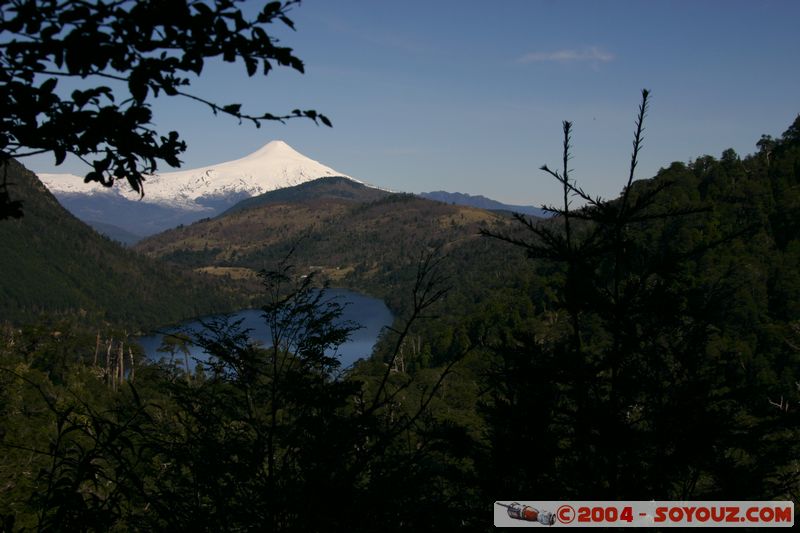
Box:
[105,338,113,388]
[117,341,124,390]
[128,346,135,384]
[94,332,100,366]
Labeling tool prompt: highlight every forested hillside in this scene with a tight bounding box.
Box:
[2,115,800,530]
[0,160,240,329]
[473,113,800,502]
[135,176,529,311]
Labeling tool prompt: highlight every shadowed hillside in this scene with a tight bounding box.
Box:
[0,160,239,328]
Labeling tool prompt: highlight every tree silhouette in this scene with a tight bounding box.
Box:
[0,0,331,220]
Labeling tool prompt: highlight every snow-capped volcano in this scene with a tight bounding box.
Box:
[36,141,361,240]
[39,140,356,211]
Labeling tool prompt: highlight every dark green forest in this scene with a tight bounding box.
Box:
[2,110,799,530]
[0,160,243,329]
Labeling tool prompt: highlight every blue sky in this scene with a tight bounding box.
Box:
[30,0,800,207]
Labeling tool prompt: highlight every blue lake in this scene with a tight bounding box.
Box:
[138,289,393,370]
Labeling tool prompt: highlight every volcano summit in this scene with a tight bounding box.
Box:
[37,141,359,240]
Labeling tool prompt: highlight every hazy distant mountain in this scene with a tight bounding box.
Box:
[52,193,207,240]
[83,220,143,246]
[37,141,358,237]
[419,191,550,218]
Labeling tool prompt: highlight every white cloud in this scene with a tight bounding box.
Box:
[518,46,614,64]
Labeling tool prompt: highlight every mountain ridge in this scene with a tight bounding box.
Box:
[220,176,390,216]
[34,142,548,243]
[38,140,357,210]
[35,141,365,239]
[418,190,549,218]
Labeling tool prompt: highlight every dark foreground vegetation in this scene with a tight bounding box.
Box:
[2,101,800,531]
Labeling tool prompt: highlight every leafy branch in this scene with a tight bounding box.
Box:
[0,0,330,218]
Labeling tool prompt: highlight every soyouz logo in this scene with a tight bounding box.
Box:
[493,501,794,527]
[495,502,555,525]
